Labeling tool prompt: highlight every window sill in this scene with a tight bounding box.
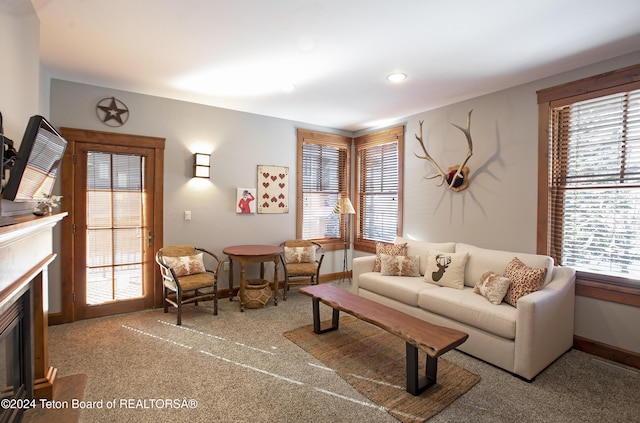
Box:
[354,240,385,254]
[575,278,640,307]
[315,239,347,253]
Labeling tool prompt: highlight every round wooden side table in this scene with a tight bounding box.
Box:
[223,244,282,312]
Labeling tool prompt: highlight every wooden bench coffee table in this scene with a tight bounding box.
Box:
[298,284,468,395]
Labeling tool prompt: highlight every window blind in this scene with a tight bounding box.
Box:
[86,151,145,303]
[357,140,399,243]
[301,142,347,240]
[549,89,640,282]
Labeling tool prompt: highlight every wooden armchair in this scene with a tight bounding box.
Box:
[280,240,324,300]
[156,245,222,325]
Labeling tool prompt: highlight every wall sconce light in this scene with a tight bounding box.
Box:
[193,153,211,178]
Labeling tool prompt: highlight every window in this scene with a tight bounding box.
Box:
[538,64,640,305]
[354,126,404,252]
[296,129,351,250]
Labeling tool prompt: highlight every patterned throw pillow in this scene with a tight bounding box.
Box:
[163,253,206,277]
[474,271,511,305]
[380,254,421,277]
[503,257,547,307]
[373,242,407,272]
[284,246,316,263]
[424,251,469,289]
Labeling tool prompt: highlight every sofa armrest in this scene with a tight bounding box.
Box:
[514,266,576,380]
[352,255,376,294]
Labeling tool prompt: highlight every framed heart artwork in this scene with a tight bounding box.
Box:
[257,165,289,214]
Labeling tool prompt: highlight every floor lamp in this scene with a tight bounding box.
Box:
[333,197,355,283]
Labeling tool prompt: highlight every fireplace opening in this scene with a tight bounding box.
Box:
[0,288,33,423]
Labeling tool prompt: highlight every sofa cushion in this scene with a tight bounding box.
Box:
[474,271,511,305]
[374,242,407,272]
[455,243,554,288]
[503,257,547,307]
[423,251,469,289]
[358,272,439,307]
[418,287,517,339]
[395,237,456,275]
[380,254,421,277]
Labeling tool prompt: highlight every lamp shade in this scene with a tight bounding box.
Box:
[333,197,355,214]
[193,153,210,178]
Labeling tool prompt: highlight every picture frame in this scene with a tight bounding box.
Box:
[257,165,289,214]
[236,187,256,214]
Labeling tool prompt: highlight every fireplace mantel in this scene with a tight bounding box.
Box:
[0,212,66,400]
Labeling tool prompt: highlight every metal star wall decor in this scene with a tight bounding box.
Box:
[96,97,129,126]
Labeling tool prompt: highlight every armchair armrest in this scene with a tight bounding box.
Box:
[313,241,325,268]
[196,247,223,277]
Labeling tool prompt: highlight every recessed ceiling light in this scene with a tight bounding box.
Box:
[387,73,407,83]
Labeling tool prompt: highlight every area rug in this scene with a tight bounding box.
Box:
[284,317,480,423]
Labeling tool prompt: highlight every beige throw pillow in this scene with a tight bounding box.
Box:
[424,251,469,289]
[374,242,407,272]
[503,257,547,307]
[474,271,511,305]
[163,253,206,277]
[284,246,315,263]
[380,254,421,277]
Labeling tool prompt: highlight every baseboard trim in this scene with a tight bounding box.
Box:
[48,312,64,326]
[573,335,640,370]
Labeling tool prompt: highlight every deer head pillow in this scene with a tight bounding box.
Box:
[424,251,469,289]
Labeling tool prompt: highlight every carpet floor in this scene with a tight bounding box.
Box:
[27,282,640,422]
[284,316,480,422]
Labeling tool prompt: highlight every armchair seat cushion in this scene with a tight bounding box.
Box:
[169,273,216,292]
[284,262,318,276]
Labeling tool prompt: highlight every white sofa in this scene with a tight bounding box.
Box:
[352,237,576,380]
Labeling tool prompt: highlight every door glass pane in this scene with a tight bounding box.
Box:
[86,151,145,304]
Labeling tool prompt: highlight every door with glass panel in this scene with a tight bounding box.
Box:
[73,143,157,320]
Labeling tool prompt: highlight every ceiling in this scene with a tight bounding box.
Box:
[25,0,640,131]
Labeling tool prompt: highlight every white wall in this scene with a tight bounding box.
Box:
[0,2,40,137]
[0,2,47,219]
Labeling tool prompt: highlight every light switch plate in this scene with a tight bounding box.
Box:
[184,210,191,221]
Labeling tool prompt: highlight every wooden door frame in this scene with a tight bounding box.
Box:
[57,128,164,324]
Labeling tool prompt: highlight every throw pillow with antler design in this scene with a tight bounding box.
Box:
[424,251,469,289]
[414,110,474,192]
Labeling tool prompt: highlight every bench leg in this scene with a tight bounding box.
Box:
[406,343,437,395]
[312,298,340,334]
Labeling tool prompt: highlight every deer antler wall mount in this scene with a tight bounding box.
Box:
[414,110,474,193]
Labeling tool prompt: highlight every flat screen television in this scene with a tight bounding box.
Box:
[2,115,67,202]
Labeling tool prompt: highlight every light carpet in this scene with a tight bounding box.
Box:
[284,316,480,422]
[36,283,640,422]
